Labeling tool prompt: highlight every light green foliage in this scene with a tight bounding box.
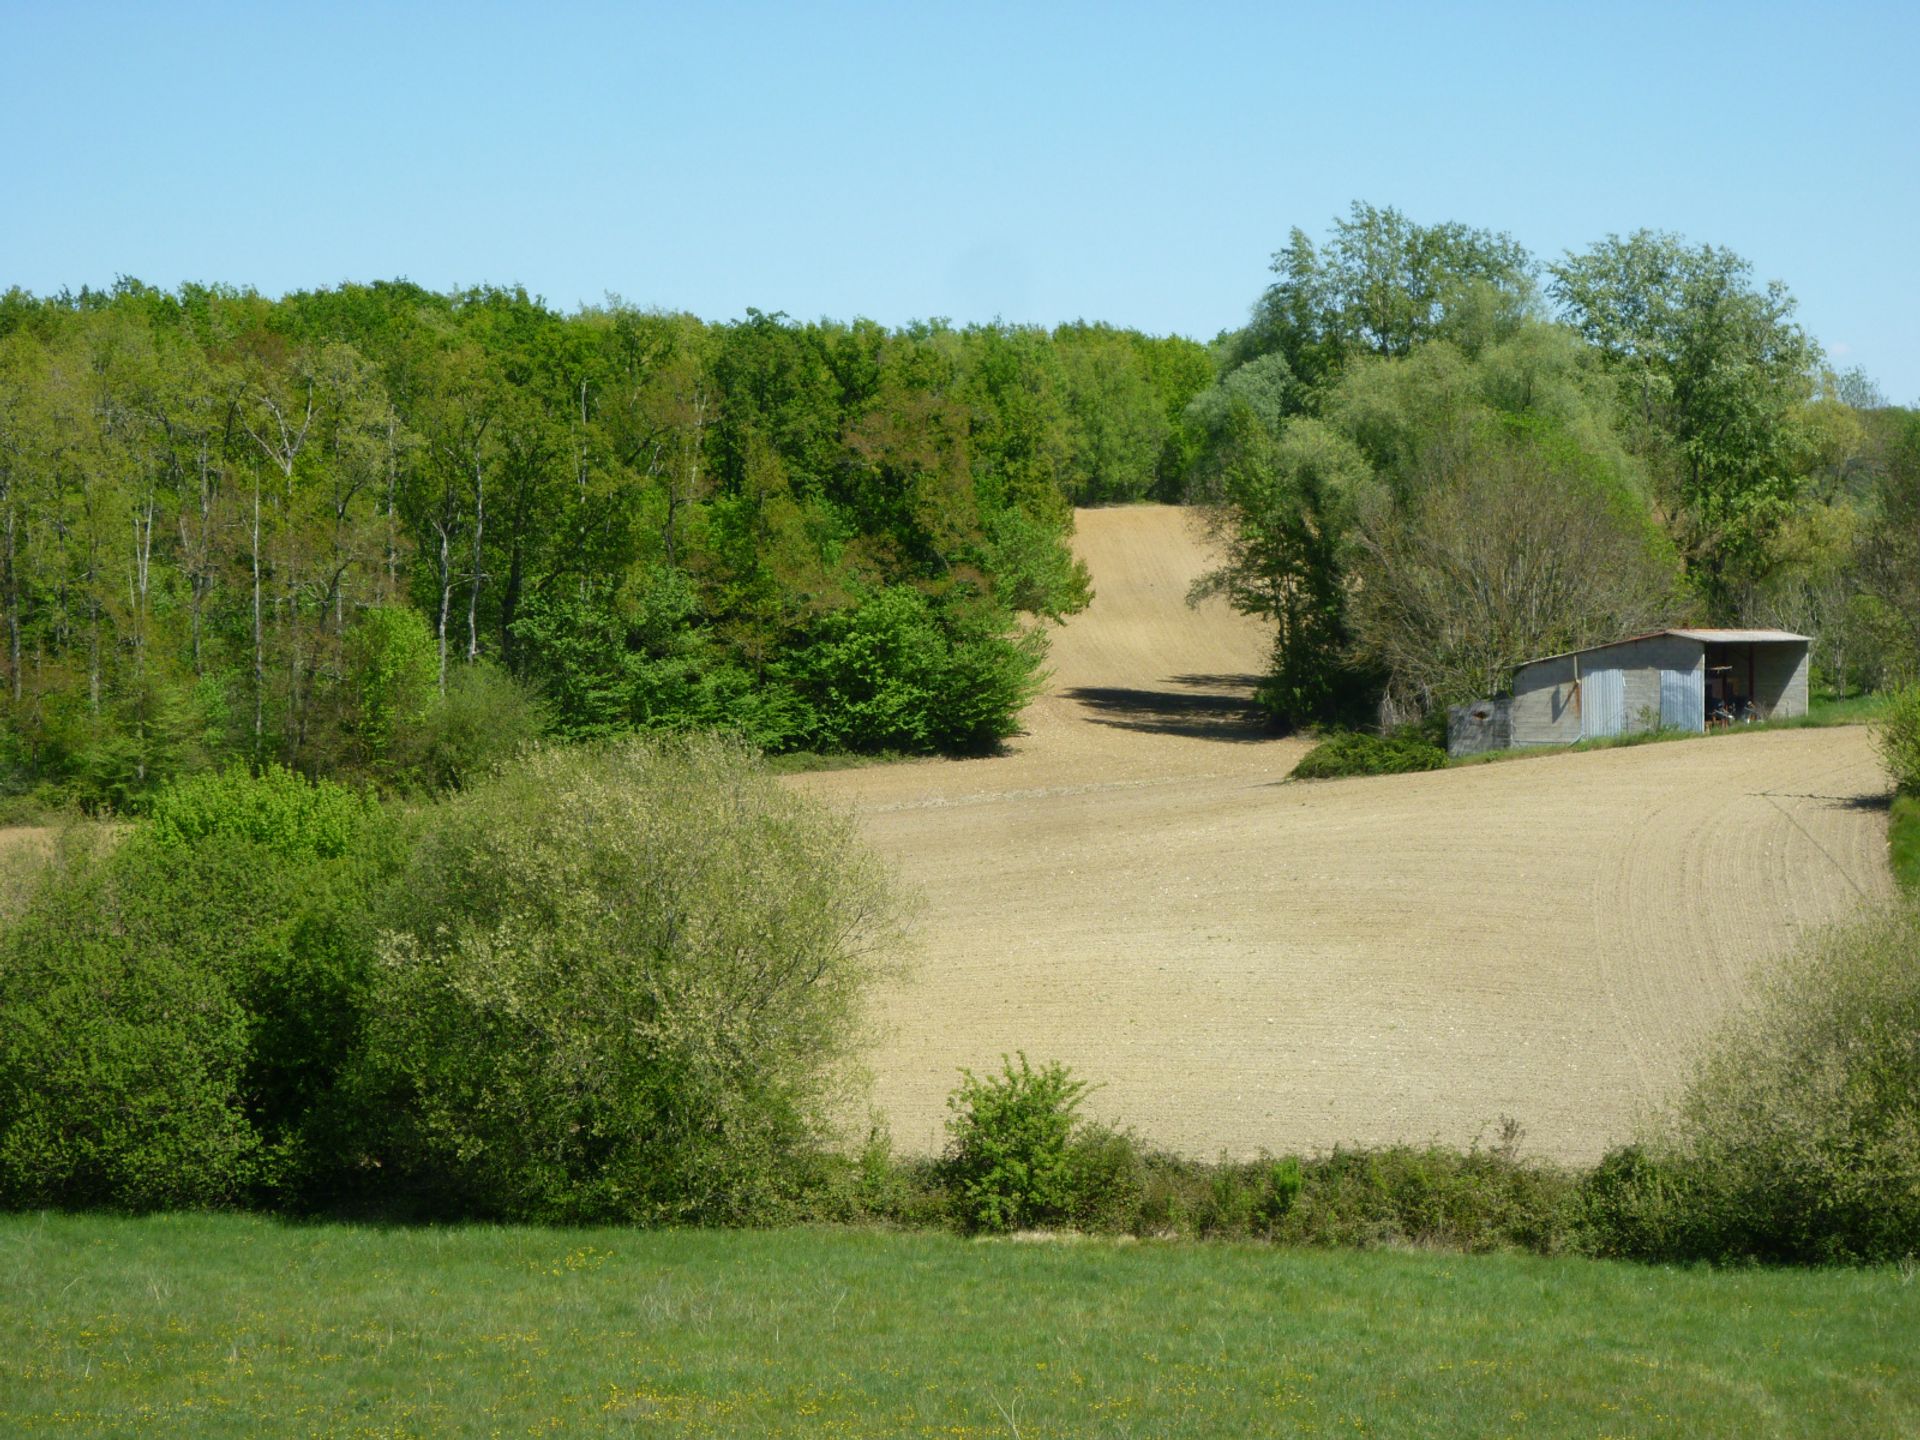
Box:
[362,737,903,1223]
[1594,904,1920,1262]
[343,606,437,780]
[145,763,373,860]
[1247,200,1537,390]
[1549,231,1820,610]
[944,1054,1091,1233]
[0,769,402,1211]
[1875,683,1920,794]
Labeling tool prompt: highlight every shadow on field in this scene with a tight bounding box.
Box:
[1064,673,1272,741]
[1757,789,1891,813]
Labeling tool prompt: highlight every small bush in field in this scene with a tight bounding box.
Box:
[1290,729,1446,780]
[1876,683,1920,795]
[944,1054,1090,1233]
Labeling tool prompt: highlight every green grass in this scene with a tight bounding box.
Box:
[4,1215,1918,1438]
[1890,793,1920,894]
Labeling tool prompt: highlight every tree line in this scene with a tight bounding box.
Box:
[0,283,1210,806]
[1186,202,1920,727]
[4,204,1915,804]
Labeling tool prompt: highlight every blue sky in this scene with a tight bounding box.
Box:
[5,1,1916,399]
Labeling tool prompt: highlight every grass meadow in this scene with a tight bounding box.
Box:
[3,1214,1916,1439]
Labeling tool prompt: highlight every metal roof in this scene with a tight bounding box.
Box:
[1664,628,1809,643]
[1515,628,1809,669]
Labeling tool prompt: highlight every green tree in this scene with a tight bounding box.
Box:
[1549,232,1820,612]
[1244,201,1537,395]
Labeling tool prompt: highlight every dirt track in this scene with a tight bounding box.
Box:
[798,506,1896,1164]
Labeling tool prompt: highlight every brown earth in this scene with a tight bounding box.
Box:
[796,505,1896,1165]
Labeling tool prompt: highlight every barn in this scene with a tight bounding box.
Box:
[1448,629,1811,755]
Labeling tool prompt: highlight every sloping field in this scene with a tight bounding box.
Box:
[798,506,1896,1165]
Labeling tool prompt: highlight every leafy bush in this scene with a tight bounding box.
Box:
[145,763,374,859]
[1891,795,1920,895]
[943,1054,1091,1233]
[415,661,547,792]
[1877,683,1920,795]
[1291,728,1447,780]
[0,839,259,1210]
[1589,904,1920,1262]
[343,606,438,782]
[358,735,902,1224]
[0,770,402,1213]
[790,588,1045,755]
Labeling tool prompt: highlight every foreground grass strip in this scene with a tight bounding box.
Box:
[4,1216,1918,1438]
[1891,793,1920,893]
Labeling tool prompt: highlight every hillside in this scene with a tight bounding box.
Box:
[797,505,1896,1164]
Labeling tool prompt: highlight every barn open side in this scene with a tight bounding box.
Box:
[1453,629,1810,755]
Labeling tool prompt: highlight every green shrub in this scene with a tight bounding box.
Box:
[1891,794,1920,894]
[416,661,547,792]
[343,606,438,782]
[943,1054,1091,1233]
[790,588,1046,755]
[1290,729,1447,780]
[1599,904,1920,1262]
[0,840,259,1210]
[358,735,902,1224]
[1877,683,1920,795]
[1062,1123,1151,1233]
[145,764,374,860]
[0,769,404,1213]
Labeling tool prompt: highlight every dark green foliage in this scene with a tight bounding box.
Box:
[0,841,258,1210]
[943,1054,1092,1233]
[1891,795,1920,894]
[0,768,406,1212]
[790,588,1045,754]
[1290,729,1447,779]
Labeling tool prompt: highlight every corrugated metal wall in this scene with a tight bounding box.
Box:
[1581,667,1626,739]
[1660,666,1706,731]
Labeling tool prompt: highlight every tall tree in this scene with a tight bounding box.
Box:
[1549,231,1820,613]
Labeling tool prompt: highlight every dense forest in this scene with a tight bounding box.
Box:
[0,285,1208,805]
[1,201,1915,806]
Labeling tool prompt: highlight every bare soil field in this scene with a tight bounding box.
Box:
[797,505,1896,1165]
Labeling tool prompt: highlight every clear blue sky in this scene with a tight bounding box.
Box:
[5,1,1916,399]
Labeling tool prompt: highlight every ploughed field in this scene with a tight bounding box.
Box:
[796,505,1896,1165]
